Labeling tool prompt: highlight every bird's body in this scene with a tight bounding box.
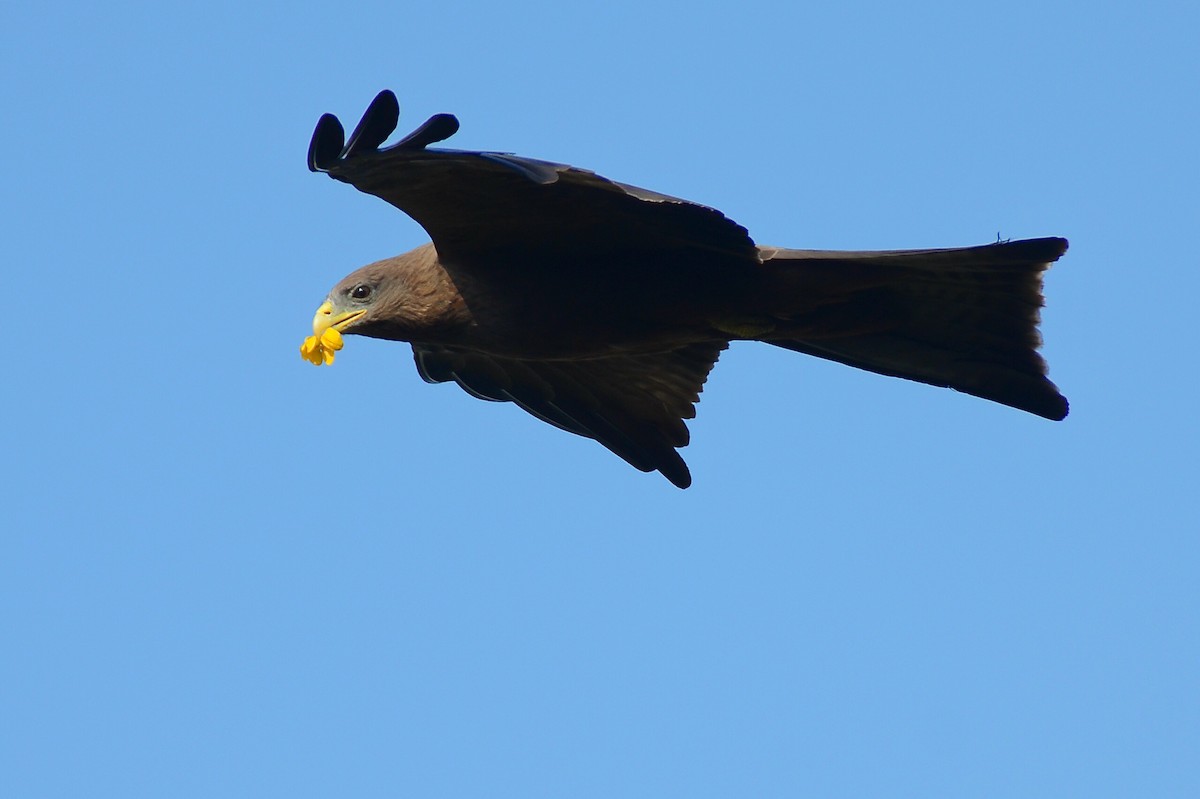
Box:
[338,244,753,358]
[304,90,1069,488]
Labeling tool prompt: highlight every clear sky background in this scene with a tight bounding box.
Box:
[3,1,1197,797]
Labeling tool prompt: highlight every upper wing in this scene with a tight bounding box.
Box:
[411,342,728,488]
[308,90,759,264]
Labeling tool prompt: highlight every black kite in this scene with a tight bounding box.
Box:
[302,90,1068,488]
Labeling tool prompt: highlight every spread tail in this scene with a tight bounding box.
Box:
[757,237,1069,420]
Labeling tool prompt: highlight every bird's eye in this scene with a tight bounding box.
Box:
[350,284,373,301]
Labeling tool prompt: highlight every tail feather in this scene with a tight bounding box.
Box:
[759,237,1069,420]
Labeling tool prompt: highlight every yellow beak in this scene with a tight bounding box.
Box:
[301,301,367,366]
[312,300,366,336]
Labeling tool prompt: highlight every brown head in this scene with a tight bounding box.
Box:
[300,244,467,365]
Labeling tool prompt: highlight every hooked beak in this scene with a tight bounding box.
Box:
[312,300,366,336]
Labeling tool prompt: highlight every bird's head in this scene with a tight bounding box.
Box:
[300,247,456,365]
[300,262,399,366]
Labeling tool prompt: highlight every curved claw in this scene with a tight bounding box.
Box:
[342,89,400,160]
[307,113,345,173]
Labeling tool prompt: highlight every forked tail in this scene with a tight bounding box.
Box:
[758,237,1069,420]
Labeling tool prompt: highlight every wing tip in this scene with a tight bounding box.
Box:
[662,459,693,489]
[342,89,400,160]
[1042,392,1070,421]
[307,113,345,173]
[307,90,461,174]
[395,113,460,150]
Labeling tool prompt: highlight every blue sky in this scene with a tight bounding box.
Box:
[3,1,1197,796]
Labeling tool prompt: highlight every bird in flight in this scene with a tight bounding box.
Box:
[302,90,1068,488]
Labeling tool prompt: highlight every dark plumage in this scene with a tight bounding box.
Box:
[304,90,1069,488]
